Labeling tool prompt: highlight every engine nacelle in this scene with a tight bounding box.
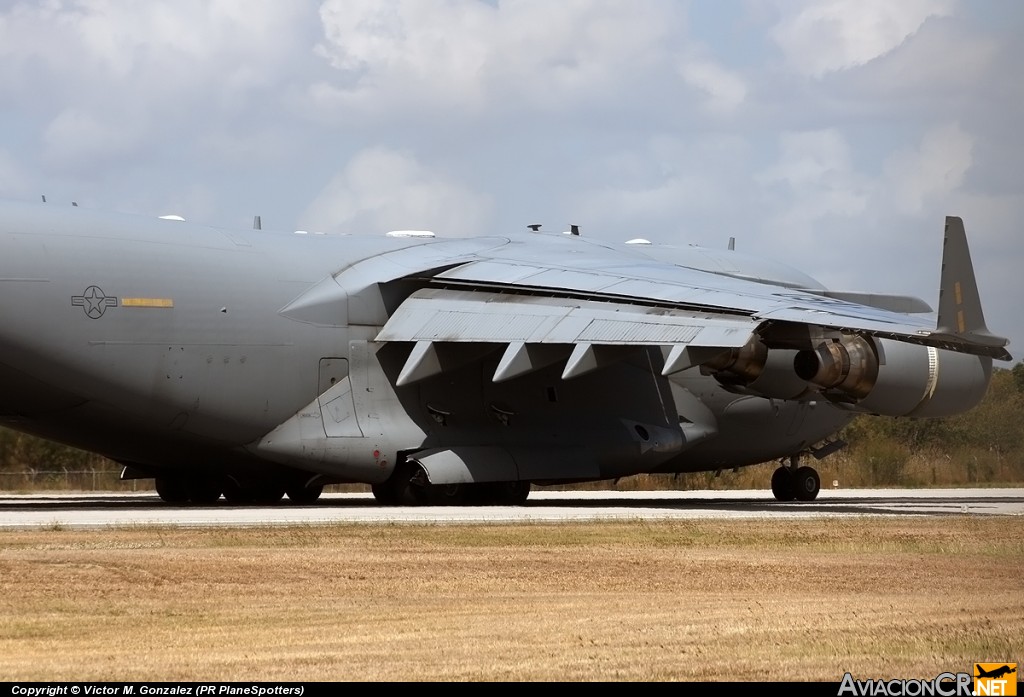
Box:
[703,335,768,383]
[850,339,992,417]
[794,335,879,401]
[794,336,992,417]
[702,336,819,400]
[703,332,993,418]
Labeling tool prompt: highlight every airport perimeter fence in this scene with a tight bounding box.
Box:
[0,470,375,494]
[0,469,152,492]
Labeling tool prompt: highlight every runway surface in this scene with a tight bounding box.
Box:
[0,488,1021,528]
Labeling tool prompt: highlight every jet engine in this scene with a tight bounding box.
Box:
[700,336,812,402]
[795,336,992,418]
[701,333,992,418]
[793,335,878,401]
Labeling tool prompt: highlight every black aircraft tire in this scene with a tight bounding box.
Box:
[770,467,795,502]
[250,483,286,504]
[425,483,466,506]
[222,479,254,505]
[371,483,399,506]
[464,481,531,506]
[400,464,430,506]
[793,466,821,501]
[155,477,190,504]
[370,463,422,506]
[185,478,222,505]
[286,483,324,504]
[491,481,531,506]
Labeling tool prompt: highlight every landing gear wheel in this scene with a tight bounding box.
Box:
[286,483,324,504]
[401,463,430,506]
[250,482,285,504]
[222,479,253,505]
[371,483,399,506]
[793,466,821,501]
[222,478,285,505]
[422,483,466,506]
[185,478,222,505]
[771,467,795,502]
[490,481,531,506]
[155,477,190,504]
[371,461,426,506]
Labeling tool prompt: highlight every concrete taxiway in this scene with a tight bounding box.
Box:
[0,488,1021,528]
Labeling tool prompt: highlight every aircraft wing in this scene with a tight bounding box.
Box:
[375,217,1010,382]
[377,288,760,383]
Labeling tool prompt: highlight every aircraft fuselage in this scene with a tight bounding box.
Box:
[0,201,999,503]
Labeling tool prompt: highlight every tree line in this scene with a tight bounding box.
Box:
[2,364,1022,491]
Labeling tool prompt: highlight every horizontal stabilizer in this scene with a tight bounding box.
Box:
[807,290,932,314]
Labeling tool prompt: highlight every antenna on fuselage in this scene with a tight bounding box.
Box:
[728,237,735,251]
[253,215,262,230]
[41,195,47,203]
[527,224,542,232]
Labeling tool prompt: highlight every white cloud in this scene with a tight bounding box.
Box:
[881,122,973,216]
[849,18,996,96]
[757,129,869,230]
[0,1,312,174]
[0,3,1018,352]
[769,0,956,77]
[0,1,306,88]
[574,174,725,228]
[559,134,767,250]
[678,58,747,114]
[755,124,976,249]
[749,123,987,296]
[300,147,493,236]
[0,150,32,199]
[41,107,148,173]
[312,0,686,115]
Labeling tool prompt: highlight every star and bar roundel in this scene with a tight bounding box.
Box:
[71,285,118,319]
[71,286,174,319]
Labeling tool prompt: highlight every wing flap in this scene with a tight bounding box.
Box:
[378,288,759,384]
[377,287,758,347]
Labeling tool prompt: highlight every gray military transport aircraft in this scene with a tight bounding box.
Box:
[0,199,1011,505]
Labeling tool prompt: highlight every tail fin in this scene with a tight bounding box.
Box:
[934,216,1011,360]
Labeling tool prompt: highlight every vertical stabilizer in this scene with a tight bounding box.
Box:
[935,216,1010,358]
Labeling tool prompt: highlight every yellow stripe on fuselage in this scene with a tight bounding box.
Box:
[121,298,174,308]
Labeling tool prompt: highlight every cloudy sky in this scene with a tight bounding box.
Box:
[1,0,1022,360]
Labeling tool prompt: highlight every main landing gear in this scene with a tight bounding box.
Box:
[770,455,821,502]
[153,475,324,505]
[371,461,531,506]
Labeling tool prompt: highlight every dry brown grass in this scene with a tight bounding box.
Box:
[0,518,1021,681]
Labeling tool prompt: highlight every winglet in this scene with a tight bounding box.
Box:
[934,216,1011,359]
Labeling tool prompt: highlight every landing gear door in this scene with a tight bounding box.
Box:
[317,358,364,438]
[318,358,349,394]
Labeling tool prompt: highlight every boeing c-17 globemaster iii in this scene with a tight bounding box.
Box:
[0,200,1011,505]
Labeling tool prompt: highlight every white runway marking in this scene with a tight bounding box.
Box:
[0,488,1021,529]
